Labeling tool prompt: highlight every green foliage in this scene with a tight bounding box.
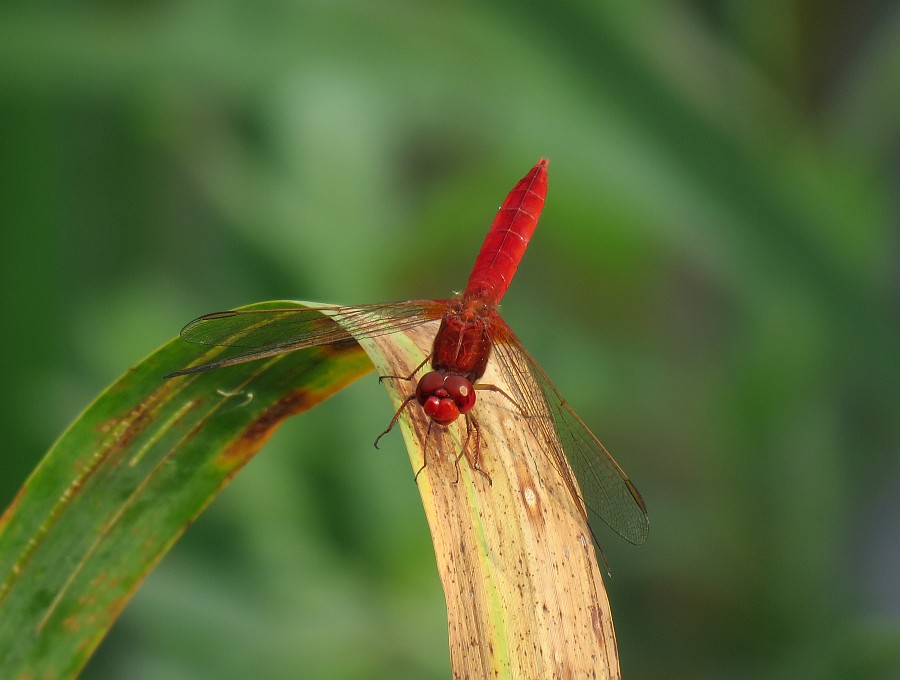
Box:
[0,301,371,679]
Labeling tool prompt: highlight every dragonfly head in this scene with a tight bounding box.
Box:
[415,371,476,425]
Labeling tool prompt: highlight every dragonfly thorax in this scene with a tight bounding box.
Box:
[430,299,497,383]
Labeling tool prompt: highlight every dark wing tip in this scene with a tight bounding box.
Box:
[179,310,238,339]
[163,362,219,379]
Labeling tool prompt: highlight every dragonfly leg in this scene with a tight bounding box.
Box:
[454,414,492,485]
[373,394,417,449]
[413,421,436,482]
[378,354,432,383]
[473,383,526,417]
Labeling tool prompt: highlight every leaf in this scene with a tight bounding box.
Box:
[0,299,620,679]
[0,301,371,679]
[360,324,620,679]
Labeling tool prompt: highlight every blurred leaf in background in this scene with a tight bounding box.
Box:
[1,1,898,678]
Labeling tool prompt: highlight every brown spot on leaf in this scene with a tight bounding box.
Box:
[321,337,363,355]
[0,484,27,530]
[93,393,169,466]
[62,614,81,633]
[219,389,318,468]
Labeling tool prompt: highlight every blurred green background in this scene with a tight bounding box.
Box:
[2,1,899,678]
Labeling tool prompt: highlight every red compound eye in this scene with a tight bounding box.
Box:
[443,375,476,414]
[423,395,460,425]
[416,371,446,405]
[415,371,471,424]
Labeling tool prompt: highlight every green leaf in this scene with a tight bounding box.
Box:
[0,300,371,679]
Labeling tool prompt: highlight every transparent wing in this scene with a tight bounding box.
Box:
[490,320,648,545]
[167,300,446,377]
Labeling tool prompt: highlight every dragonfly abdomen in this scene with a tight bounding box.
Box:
[464,158,548,304]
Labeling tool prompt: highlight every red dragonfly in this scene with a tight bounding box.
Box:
[167,160,648,545]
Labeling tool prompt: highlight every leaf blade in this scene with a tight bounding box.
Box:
[0,300,372,679]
